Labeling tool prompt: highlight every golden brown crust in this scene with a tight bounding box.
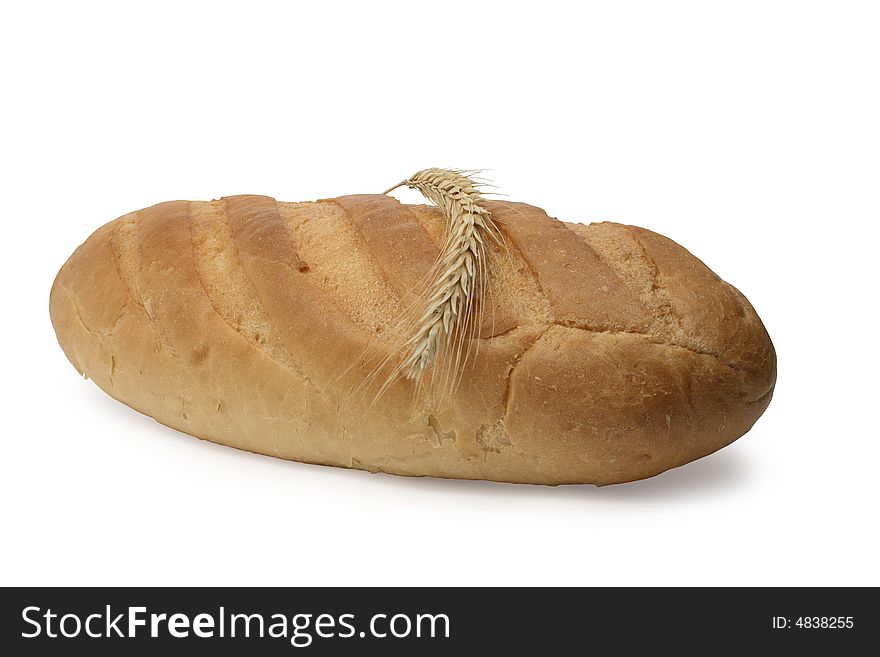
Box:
[49,194,776,485]
[332,194,438,299]
[487,201,652,331]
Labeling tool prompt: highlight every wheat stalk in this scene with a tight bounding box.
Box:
[382,168,499,386]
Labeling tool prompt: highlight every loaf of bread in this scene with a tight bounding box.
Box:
[49,185,776,485]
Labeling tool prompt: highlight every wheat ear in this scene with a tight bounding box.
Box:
[382,168,499,385]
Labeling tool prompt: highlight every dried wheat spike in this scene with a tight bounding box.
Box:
[383,168,499,385]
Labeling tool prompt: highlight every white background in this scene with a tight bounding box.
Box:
[2,1,878,586]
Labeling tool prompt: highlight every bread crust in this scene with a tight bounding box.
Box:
[49,195,775,485]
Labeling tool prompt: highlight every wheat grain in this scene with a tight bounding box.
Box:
[383,168,499,388]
